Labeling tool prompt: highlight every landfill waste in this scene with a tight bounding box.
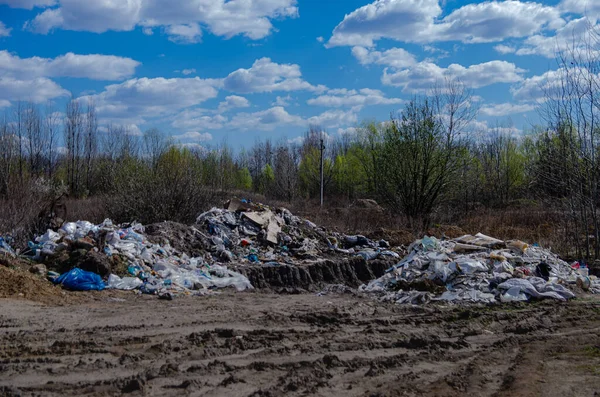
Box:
[54,268,106,291]
[27,216,253,298]
[195,198,400,266]
[0,236,15,257]
[360,233,600,304]
[15,198,401,298]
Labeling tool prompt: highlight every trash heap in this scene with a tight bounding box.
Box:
[195,198,400,266]
[360,233,600,304]
[29,219,253,297]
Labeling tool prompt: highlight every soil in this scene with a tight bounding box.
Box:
[0,291,599,397]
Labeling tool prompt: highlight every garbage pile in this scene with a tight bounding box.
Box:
[27,219,253,297]
[195,198,400,266]
[360,233,599,304]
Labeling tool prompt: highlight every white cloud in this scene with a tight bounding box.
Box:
[307,109,358,128]
[272,95,292,106]
[382,60,525,92]
[124,124,143,136]
[217,95,250,112]
[352,46,416,68]
[560,0,600,17]
[510,68,566,102]
[0,0,55,9]
[327,0,441,47]
[316,36,324,43]
[0,50,140,80]
[0,76,69,103]
[173,131,212,141]
[480,102,535,117]
[0,21,11,37]
[25,0,298,42]
[80,77,220,124]
[180,68,196,75]
[0,99,12,108]
[515,17,595,58]
[229,106,303,131]
[165,23,202,44]
[171,109,227,130]
[327,0,564,47]
[494,44,516,54]
[438,1,564,44]
[287,135,304,145]
[223,57,326,93]
[308,88,402,108]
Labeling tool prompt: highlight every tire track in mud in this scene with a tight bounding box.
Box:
[0,293,599,396]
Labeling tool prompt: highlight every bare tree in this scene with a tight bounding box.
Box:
[84,100,98,192]
[65,99,84,195]
[25,102,44,177]
[43,104,61,179]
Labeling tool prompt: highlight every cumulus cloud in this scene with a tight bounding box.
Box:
[180,68,196,75]
[0,21,11,37]
[173,131,213,141]
[0,76,69,103]
[171,109,227,130]
[229,106,304,130]
[494,44,516,54]
[352,46,416,68]
[480,102,535,117]
[327,0,564,47]
[510,68,566,102]
[25,0,298,42]
[272,95,292,106]
[307,88,402,108]
[80,77,220,124]
[165,23,202,44]
[0,50,140,80]
[382,60,525,92]
[217,95,250,112]
[515,17,595,58]
[223,57,326,94]
[560,0,600,17]
[307,109,358,128]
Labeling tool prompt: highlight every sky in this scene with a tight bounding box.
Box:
[0,0,598,149]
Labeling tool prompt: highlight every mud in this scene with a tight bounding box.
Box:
[232,257,392,291]
[1,292,599,396]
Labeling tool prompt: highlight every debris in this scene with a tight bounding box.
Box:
[54,268,106,291]
[360,234,600,304]
[0,236,15,257]
[29,264,47,276]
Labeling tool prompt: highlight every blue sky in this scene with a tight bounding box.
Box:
[0,0,597,149]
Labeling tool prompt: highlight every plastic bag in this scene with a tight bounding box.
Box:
[54,268,105,291]
[107,274,143,290]
[500,286,528,302]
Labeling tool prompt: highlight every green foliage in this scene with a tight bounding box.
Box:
[236,167,253,190]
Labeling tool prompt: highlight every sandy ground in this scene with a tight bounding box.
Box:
[0,291,599,397]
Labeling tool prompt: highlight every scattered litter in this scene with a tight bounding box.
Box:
[360,233,600,304]
[0,236,15,257]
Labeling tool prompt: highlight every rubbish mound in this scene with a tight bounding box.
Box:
[360,233,599,304]
[23,219,253,298]
[195,198,401,266]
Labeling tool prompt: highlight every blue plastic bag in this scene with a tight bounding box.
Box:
[54,268,106,291]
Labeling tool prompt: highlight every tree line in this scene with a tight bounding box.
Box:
[2,31,600,259]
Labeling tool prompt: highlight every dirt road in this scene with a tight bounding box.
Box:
[0,291,599,396]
